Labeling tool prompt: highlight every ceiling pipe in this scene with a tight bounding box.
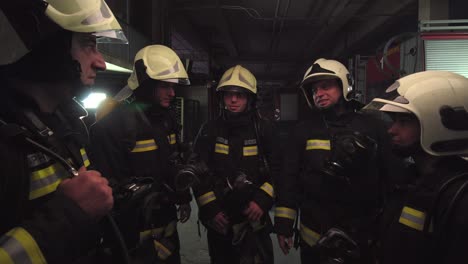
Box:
[266,0,291,72]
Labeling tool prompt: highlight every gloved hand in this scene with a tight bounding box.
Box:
[177,203,191,223]
[243,201,264,222]
[212,211,230,235]
[277,234,293,255]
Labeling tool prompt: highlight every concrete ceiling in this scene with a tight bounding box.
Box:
[172,0,418,85]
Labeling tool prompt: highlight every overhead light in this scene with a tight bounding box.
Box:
[82,92,107,109]
[105,62,132,73]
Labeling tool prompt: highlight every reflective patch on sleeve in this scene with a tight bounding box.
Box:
[300,223,321,247]
[399,206,426,231]
[131,139,158,153]
[260,182,274,198]
[196,191,217,206]
[243,145,258,156]
[29,163,68,200]
[275,207,296,220]
[214,143,229,155]
[0,227,46,264]
[306,139,330,150]
[80,148,90,168]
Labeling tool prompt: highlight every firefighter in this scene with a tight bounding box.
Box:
[90,44,192,264]
[193,65,280,264]
[364,71,468,264]
[0,0,127,263]
[274,58,403,263]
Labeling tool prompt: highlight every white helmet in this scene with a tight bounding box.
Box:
[301,58,354,108]
[364,71,468,156]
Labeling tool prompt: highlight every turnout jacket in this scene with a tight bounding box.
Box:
[0,91,97,264]
[274,107,399,248]
[90,102,190,245]
[193,111,280,224]
[379,156,468,264]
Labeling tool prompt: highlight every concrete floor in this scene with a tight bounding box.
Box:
[178,200,300,264]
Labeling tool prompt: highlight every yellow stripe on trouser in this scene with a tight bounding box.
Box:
[243,145,258,156]
[214,143,229,154]
[29,163,68,200]
[260,182,274,197]
[0,228,47,264]
[306,139,330,150]
[140,221,177,241]
[131,139,158,153]
[300,224,321,247]
[141,221,177,260]
[399,206,426,231]
[80,148,90,168]
[196,191,217,206]
[275,207,296,220]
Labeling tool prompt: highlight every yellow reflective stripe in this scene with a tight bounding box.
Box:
[168,134,177,145]
[260,182,274,198]
[29,163,67,200]
[306,139,330,150]
[399,206,426,231]
[131,139,158,153]
[154,240,172,259]
[275,207,296,220]
[197,191,217,207]
[140,221,177,241]
[243,145,258,156]
[0,228,47,264]
[80,148,90,168]
[214,143,229,155]
[300,224,321,247]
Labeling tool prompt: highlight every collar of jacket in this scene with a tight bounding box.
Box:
[221,110,255,129]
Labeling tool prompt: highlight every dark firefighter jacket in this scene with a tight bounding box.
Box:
[89,102,191,248]
[274,107,400,249]
[379,156,468,264]
[0,90,97,264]
[193,111,280,226]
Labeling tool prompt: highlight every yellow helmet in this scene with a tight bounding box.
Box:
[0,0,126,65]
[301,58,354,108]
[364,71,468,156]
[44,0,127,43]
[127,45,190,90]
[216,65,257,94]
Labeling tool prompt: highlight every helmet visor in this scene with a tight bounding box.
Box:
[363,80,411,113]
[162,78,191,86]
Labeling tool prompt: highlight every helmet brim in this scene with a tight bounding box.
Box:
[217,85,254,94]
[364,99,411,113]
[301,74,340,89]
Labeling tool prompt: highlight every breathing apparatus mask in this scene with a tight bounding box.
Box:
[322,130,378,184]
